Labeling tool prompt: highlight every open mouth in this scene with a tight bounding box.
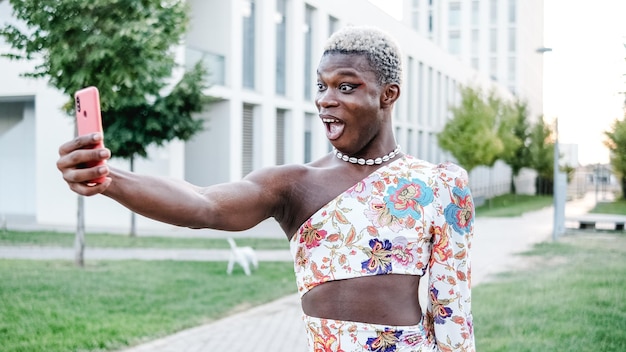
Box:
[322,117,344,140]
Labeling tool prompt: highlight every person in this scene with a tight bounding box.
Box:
[57,25,475,351]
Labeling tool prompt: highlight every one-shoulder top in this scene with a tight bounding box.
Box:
[290,155,475,350]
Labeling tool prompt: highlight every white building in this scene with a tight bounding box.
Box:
[0,0,544,233]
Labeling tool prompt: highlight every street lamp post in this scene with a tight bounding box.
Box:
[552,118,566,241]
[537,46,565,240]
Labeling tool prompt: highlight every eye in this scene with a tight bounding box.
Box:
[316,82,327,91]
[339,83,358,92]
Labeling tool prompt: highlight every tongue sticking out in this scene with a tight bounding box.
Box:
[326,122,344,140]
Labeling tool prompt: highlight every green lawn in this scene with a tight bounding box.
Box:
[589,197,626,215]
[0,260,296,352]
[473,232,626,351]
[475,194,553,217]
[2,194,624,351]
[0,230,289,250]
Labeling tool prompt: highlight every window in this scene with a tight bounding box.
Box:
[242,104,255,176]
[304,5,315,100]
[418,61,424,124]
[407,56,416,122]
[426,67,428,126]
[408,129,415,158]
[411,8,419,32]
[449,2,461,27]
[471,57,479,69]
[275,0,287,95]
[471,29,479,55]
[508,0,516,23]
[304,113,314,163]
[508,27,516,52]
[490,57,498,81]
[471,1,480,26]
[242,0,256,89]
[428,10,434,34]
[490,28,497,53]
[449,30,460,55]
[489,0,498,25]
[328,15,339,36]
[276,109,286,165]
[508,56,516,82]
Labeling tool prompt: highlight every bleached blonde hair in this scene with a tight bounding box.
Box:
[323,25,403,86]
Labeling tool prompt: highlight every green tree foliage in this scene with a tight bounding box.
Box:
[529,116,555,195]
[500,99,533,193]
[0,0,210,160]
[489,93,520,166]
[604,116,626,199]
[438,86,503,172]
[1,0,211,238]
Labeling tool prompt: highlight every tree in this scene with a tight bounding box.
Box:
[528,116,555,195]
[489,92,520,167]
[438,85,503,173]
[499,99,532,194]
[604,116,626,199]
[1,0,211,262]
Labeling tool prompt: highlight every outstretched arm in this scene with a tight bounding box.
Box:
[57,133,284,231]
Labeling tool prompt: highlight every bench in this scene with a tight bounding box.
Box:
[566,214,626,231]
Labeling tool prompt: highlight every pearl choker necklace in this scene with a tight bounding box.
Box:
[333,145,401,165]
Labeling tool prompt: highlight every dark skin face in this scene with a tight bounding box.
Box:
[316,53,400,159]
[56,51,419,325]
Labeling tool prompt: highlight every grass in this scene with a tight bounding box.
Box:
[0,193,555,249]
[1,194,621,351]
[0,230,289,250]
[0,260,296,352]
[473,232,626,351]
[475,194,553,217]
[589,197,626,215]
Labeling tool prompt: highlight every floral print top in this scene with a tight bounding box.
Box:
[290,155,475,351]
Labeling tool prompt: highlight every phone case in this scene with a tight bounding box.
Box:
[74,86,106,184]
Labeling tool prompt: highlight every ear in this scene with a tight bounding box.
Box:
[380,83,400,107]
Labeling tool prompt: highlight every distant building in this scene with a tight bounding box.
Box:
[0,0,544,232]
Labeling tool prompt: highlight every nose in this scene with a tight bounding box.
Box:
[315,89,338,109]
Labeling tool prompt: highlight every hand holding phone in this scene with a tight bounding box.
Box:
[74,86,106,185]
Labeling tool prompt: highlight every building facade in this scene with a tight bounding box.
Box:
[0,0,544,232]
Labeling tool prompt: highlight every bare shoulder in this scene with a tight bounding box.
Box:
[243,158,346,235]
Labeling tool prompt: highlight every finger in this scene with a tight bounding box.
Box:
[57,147,110,172]
[58,133,104,156]
[69,177,112,197]
[61,163,110,185]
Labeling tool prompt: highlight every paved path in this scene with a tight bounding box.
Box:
[0,247,292,261]
[1,193,598,352]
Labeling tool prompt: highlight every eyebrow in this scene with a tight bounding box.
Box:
[316,68,361,78]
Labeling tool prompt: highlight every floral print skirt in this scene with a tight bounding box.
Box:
[302,314,436,352]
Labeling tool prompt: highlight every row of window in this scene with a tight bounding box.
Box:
[411,0,517,34]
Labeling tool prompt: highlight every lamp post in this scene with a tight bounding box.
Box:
[552,117,566,240]
[537,46,565,240]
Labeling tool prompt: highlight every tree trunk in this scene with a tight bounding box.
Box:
[510,175,517,194]
[129,156,137,237]
[74,195,85,267]
[622,175,626,200]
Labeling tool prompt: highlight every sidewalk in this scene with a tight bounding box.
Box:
[2,193,598,352]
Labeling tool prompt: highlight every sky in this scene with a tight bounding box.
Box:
[542,0,626,166]
[369,0,626,166]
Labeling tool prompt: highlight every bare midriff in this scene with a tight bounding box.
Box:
[300,274,423,326]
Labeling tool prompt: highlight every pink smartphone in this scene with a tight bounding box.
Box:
[74,86,106,184]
